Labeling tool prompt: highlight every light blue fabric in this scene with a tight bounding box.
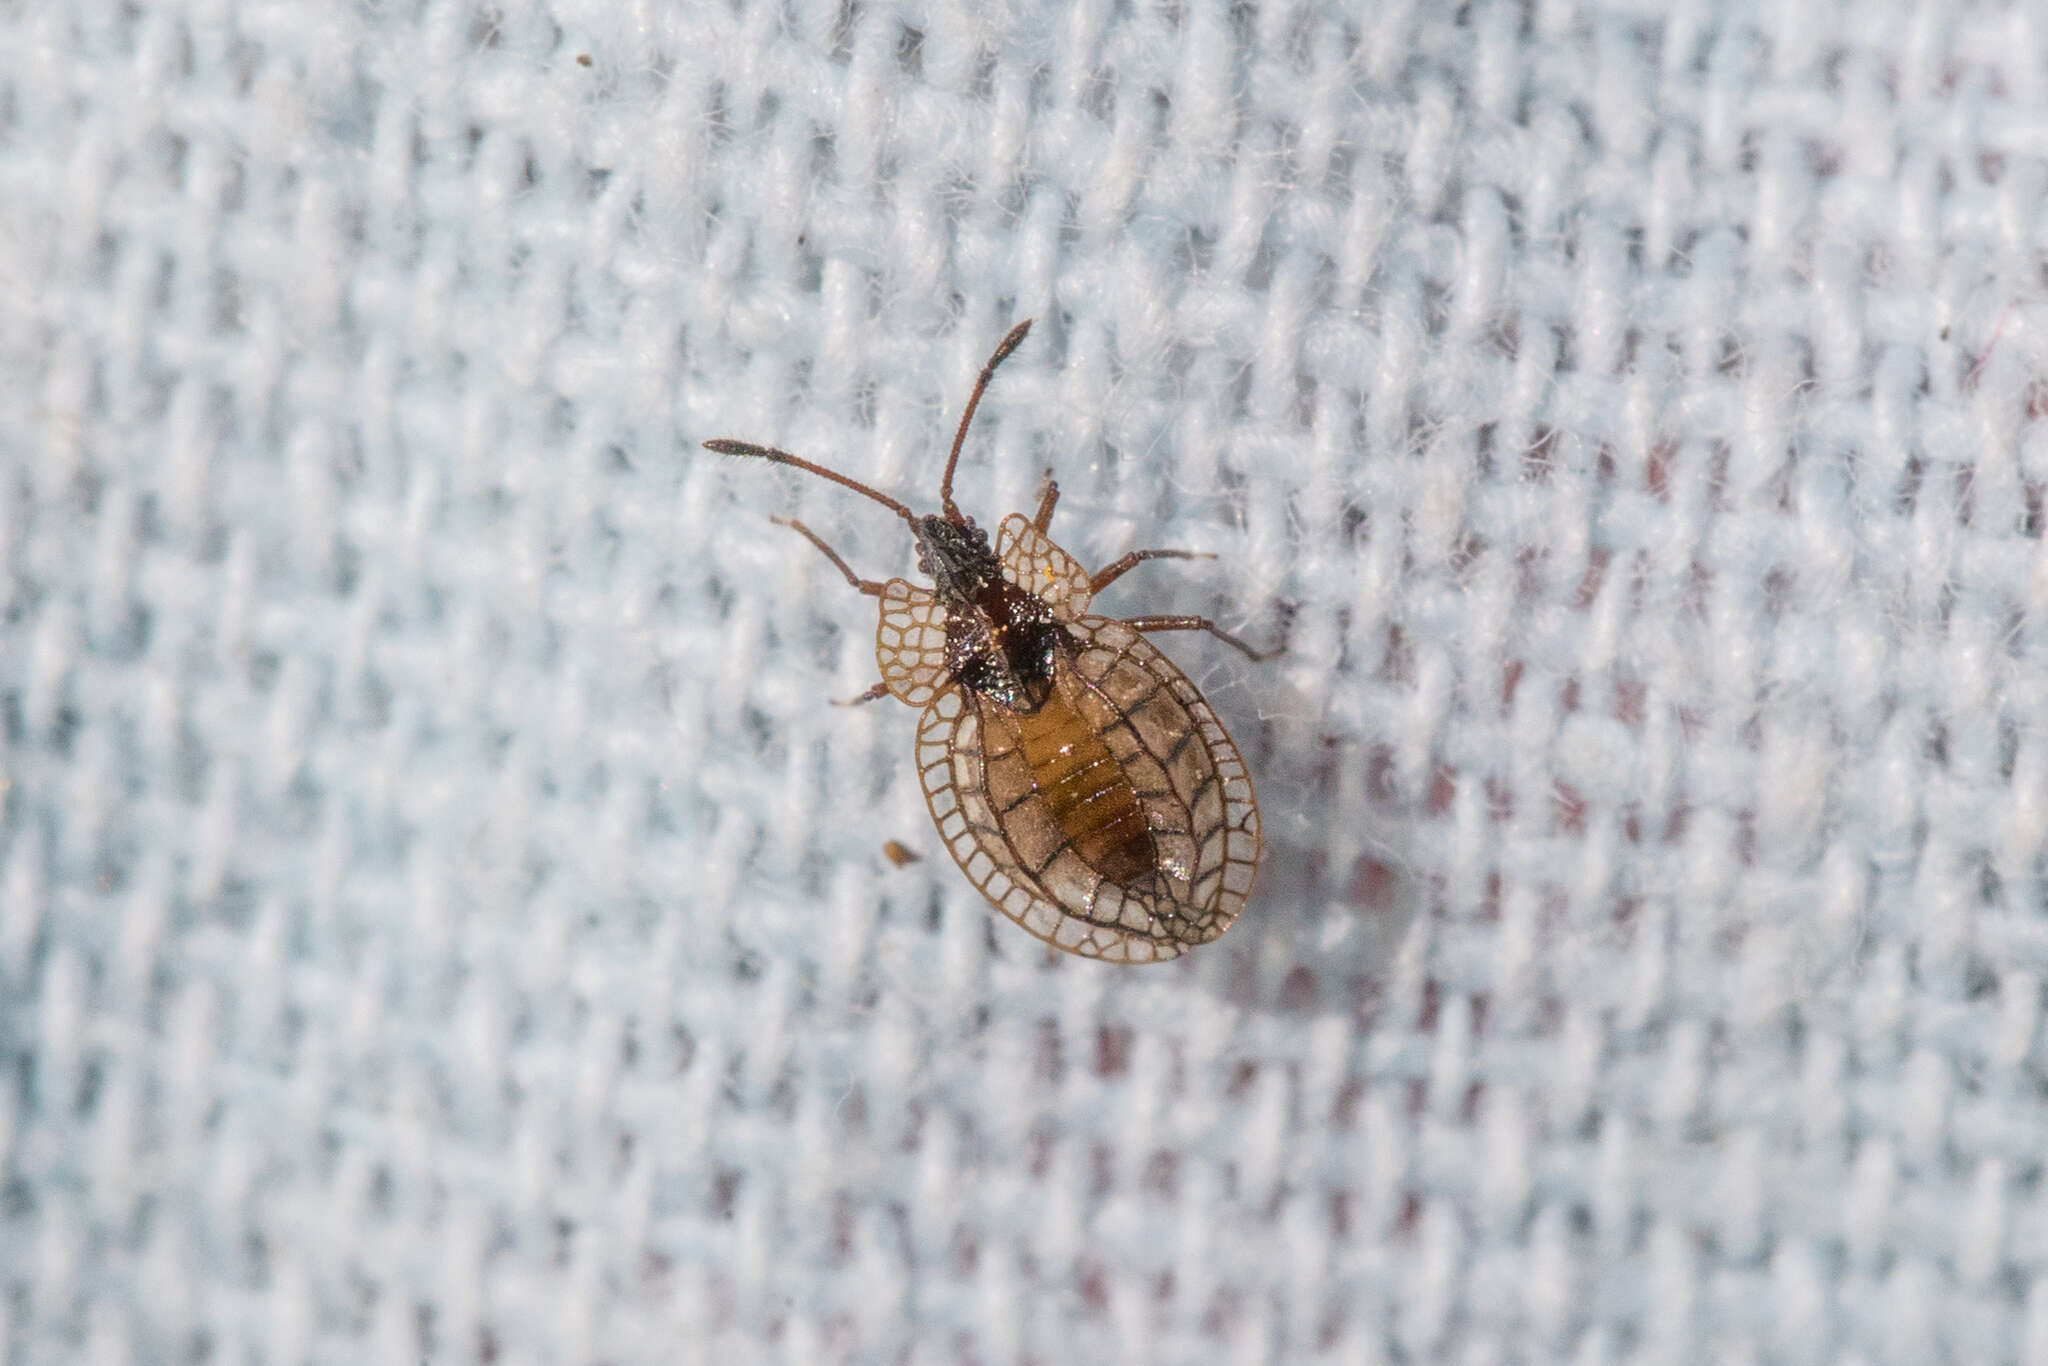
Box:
[3,1,2044,1361]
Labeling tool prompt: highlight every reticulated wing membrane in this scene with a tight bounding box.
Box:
[915,616,1258,962]
[995,514,1092,621]
[875,578,947,707]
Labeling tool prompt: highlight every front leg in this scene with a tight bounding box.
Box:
[774,517,886,597]
[1089,547,1215,595]
[1030,468,1059,532]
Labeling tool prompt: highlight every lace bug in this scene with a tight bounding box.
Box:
[706,321,1262,963]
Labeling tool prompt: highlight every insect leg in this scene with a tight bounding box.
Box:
[772,517,886,597]
[832,681,892,707]
[1088,548,1216,595]
[1030,468,1060,531]
[1122,614,1267,661]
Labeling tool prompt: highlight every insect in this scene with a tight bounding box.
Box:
[705,320,1262,963]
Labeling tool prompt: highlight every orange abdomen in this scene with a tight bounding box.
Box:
[1015,694,1155,884]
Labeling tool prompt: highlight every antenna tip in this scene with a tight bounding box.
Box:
[988,318,1033,369]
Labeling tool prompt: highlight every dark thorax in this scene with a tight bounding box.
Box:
[914,514,1065,712]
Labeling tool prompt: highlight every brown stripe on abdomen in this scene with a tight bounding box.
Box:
[1015,692,1155,884]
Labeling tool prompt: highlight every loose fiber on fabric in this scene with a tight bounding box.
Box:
[3,1,2048,1362]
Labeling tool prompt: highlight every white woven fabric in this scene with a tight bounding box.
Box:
[4,1,2047,1361]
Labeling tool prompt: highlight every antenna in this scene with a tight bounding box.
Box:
[702,439,920,525]
[938,319,1033,521]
